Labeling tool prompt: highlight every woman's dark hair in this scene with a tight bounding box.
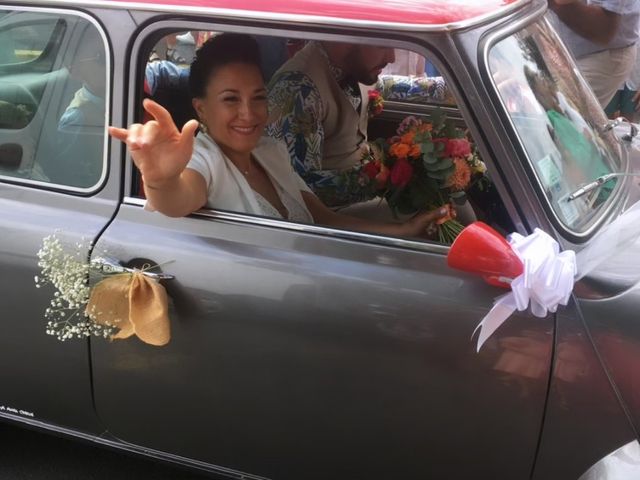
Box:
[189,33,262,98]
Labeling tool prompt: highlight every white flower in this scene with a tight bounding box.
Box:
[35,233,115,342]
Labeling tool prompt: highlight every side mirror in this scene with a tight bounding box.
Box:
[447,222,523,288]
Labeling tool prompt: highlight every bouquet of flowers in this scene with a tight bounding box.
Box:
[360,111,486,244]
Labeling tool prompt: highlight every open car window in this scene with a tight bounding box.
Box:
[133,31,513,245]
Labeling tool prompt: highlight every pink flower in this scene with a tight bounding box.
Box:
[396,116,420,136]
[390,157,413,188]
[445,138,471,157]
[432,138,471,158]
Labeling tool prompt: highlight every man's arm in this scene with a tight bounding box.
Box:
[267,71,372,207]
[549,0,621,45]
[144,61,190,96]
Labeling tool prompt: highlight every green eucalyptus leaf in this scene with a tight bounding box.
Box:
[423,152,439,164]
[420,142,434,154]
[443,123,458,138]
[414,131,431,144]
[425,158,453,172]
[430,108,445,130]
[427,165,456,180]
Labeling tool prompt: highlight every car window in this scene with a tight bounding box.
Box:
[487,20,621,233]
[376,49,455,106]
[0,11,58,66]
[133,30,514,244]
[0,11,107,189]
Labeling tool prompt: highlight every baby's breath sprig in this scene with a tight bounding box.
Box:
[35,233,115,341]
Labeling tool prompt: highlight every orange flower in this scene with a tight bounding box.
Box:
[389,142,411,159]
[419,123,433,133]
[409,144,421,157]
[446,157,472,191]
[400,131,415,144]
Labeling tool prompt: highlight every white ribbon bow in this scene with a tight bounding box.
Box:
[472,199,640,351]
[473,228,577,351]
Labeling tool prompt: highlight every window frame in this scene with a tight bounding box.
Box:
[0,6,111,195]
[479,9,627,242]
[123,18,520,254]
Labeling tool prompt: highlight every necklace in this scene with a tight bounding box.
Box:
[241,157,255,176]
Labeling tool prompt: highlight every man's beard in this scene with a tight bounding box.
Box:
[344,50,386,85]
[358,71,381,86]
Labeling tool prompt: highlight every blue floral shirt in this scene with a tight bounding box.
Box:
[266,44,370,207]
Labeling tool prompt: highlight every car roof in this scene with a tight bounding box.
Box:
[33,0,529,30]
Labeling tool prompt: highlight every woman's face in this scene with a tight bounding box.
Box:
[193,62,267,158]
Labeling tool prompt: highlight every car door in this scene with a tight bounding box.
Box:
[88,25,554,479]
[90,201,554,480]
[0,6,130,436]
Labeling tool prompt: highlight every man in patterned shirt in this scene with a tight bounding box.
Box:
[267,41,395,207]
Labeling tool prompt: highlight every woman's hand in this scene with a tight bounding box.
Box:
[108,99,200,189]
[402,206,452,238]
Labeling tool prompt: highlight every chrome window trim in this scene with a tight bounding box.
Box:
[0,412,268,480]
[479,6,624,241]
[0,5,110,195]
[123,196,450,255]
[381,102,464,122]
[19,0,529,33]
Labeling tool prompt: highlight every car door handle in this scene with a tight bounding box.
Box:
[602,116,638,142]
[91,256,175,280]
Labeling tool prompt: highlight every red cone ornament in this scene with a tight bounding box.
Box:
[447,222,524,288]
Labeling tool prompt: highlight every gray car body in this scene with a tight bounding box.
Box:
[0,0,639,478]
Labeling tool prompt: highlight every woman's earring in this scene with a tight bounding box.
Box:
[199,122,208,134]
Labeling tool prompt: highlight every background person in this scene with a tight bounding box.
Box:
[608,46,640,121]
[547,0,640,107]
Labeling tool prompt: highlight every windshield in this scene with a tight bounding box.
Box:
[487,19,622,233]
